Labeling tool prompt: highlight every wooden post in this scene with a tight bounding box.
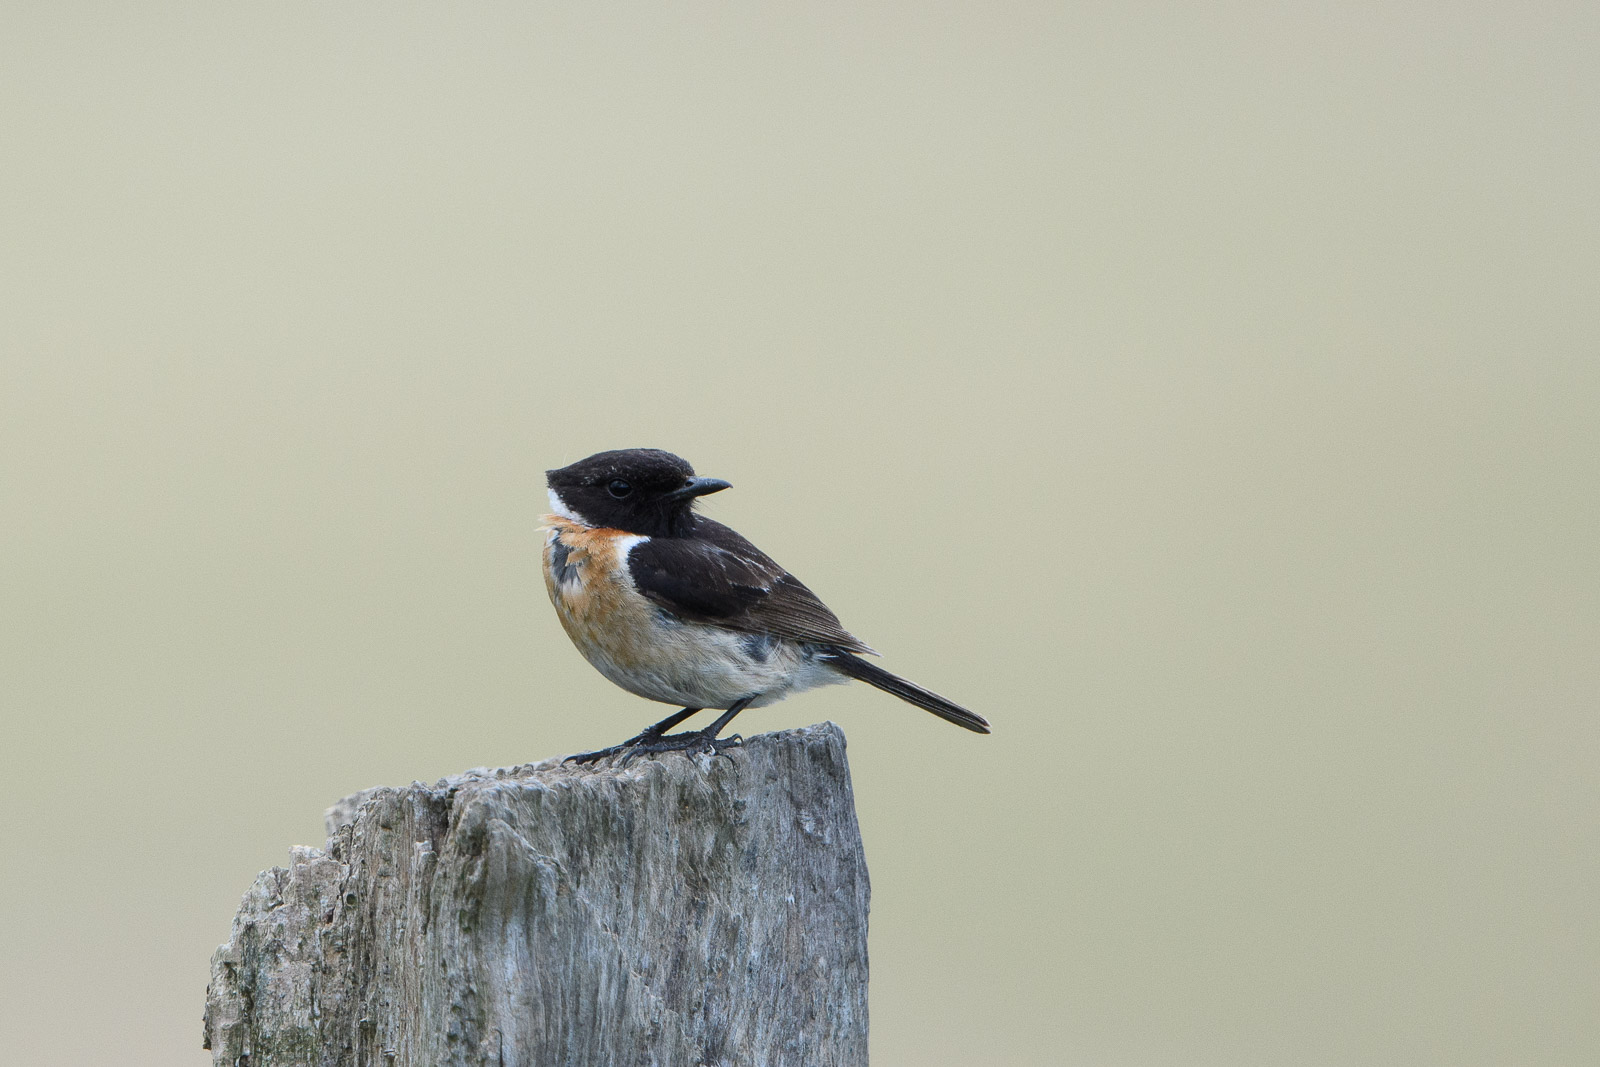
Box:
[204,722,871,1067]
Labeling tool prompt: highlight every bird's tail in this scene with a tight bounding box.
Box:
[822,652,991,734]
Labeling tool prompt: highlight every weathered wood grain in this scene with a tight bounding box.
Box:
[204,722,870,1067]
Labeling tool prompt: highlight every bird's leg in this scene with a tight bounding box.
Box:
[564,706,702,765]
[620,695,756,763]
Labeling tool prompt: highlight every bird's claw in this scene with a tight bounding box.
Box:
[563,728,662,766]
[566,729,743,768]
[563,745,624,766]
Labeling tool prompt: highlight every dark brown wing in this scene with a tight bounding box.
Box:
[626,518,874,654]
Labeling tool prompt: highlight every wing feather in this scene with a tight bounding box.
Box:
[626,519,874,654]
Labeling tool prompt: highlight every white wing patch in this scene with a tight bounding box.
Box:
[612,534,648,583]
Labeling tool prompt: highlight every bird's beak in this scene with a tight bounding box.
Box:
[669,476,731,501]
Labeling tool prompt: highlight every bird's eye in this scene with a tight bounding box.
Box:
[606,479,633,498]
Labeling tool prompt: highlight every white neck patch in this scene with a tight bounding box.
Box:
[547,488,588,525]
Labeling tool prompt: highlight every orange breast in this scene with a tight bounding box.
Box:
[541,517,659,677]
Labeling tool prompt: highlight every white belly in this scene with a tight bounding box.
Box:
[595,613,845,710]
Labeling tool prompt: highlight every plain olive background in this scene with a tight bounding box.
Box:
[3,3,1597,1065]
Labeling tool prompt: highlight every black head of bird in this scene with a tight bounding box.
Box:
[546,448,731,537]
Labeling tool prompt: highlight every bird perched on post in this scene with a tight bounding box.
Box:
[542,448,989,762]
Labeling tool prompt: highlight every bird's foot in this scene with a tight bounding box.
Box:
[620,729,742,766]
[563,729,658,766]
[564,727,742,766]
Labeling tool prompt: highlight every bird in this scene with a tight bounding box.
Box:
[541,448,990,763]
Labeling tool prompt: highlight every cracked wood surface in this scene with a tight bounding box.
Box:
[203,723,870,1067]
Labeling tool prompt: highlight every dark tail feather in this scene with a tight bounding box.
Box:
[823,652,991,734]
